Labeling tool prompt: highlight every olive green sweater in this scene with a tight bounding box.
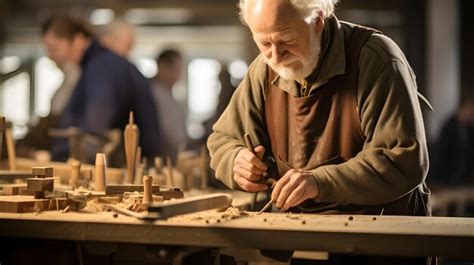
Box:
[207,16,429,206]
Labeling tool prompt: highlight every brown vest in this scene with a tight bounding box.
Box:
[264,25,430,216]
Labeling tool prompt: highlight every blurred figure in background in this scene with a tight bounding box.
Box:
[430,97,474,185]
[202,64,237,140]
[41,15,161,163]
[50,62,81,117]
[150,49,187,163]
[98,19,135,58]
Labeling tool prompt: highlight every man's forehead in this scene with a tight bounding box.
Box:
[247,0,305,32]
[44,31,72,43]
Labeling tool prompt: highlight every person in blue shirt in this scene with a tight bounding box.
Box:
[41,15,161,163]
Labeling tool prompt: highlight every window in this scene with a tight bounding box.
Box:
[187,59,221,139]
[35,57,64,117]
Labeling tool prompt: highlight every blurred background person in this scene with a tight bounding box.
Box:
[430,97,474,186]
[150,49,187,163]
[98,19,135,58]
[41,15,161,164]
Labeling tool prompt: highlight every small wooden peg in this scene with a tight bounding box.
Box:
[94,153,107,192]
[142,175,153,205]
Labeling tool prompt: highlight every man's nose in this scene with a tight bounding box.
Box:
[271,44,283,64]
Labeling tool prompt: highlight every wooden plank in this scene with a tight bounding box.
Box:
[147,193,233,219]
[1,183,29,195]
[0,195,49,213]
[0,212,472,258]
[32,166,53,177]
[105,184,161,195]
[0,170,33,180]
[0,195,80,213]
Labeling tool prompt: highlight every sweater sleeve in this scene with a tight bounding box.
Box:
[207,56,270,190]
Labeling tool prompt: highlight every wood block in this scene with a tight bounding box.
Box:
[105,184,160,195]
[1,184,29,195]
[0,195,50,213]
[27,178,55,192]
[0,196,80,213]
[32,167,53,177]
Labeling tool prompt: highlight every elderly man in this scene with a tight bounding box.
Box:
[209,0,433,262]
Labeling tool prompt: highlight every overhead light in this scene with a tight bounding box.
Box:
[125,8,193,25]
[228,60,248,80]
[90,9,115,25]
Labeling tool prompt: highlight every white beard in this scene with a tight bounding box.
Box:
[264,31,321,81]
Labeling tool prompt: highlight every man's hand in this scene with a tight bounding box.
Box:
[271,169,319,211]
[233,146,268,192]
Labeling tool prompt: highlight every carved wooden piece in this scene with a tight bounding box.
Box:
[154,157,162,174]
[94,153,107,191]
[124,112,139,184]
[5,128,16,170]
[27,178,55,199]
[0,116,4,161]
[69,159,81,188]
[165,156,174,187]
[28,167,54,199]
[142,175,153,205]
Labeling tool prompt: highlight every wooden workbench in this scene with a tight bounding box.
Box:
[0,210,473,259]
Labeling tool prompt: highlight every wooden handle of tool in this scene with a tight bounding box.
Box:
[244,133,255,154]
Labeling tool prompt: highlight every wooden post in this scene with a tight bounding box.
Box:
[199,145,208,190]
[0,116,4,161]
[134,147,142,184]
[69,159,81,189]
[124,112,139,184]
[5,128,16,170]
[154,157,162,174]
[166,156,174,187]
[142,175,153,205]
[94,153,107,192]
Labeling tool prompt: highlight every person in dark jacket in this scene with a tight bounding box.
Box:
[41,15,161,163]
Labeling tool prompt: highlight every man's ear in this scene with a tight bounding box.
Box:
[315,11,324,33]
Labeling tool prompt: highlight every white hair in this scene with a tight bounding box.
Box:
[238,0,339,25]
